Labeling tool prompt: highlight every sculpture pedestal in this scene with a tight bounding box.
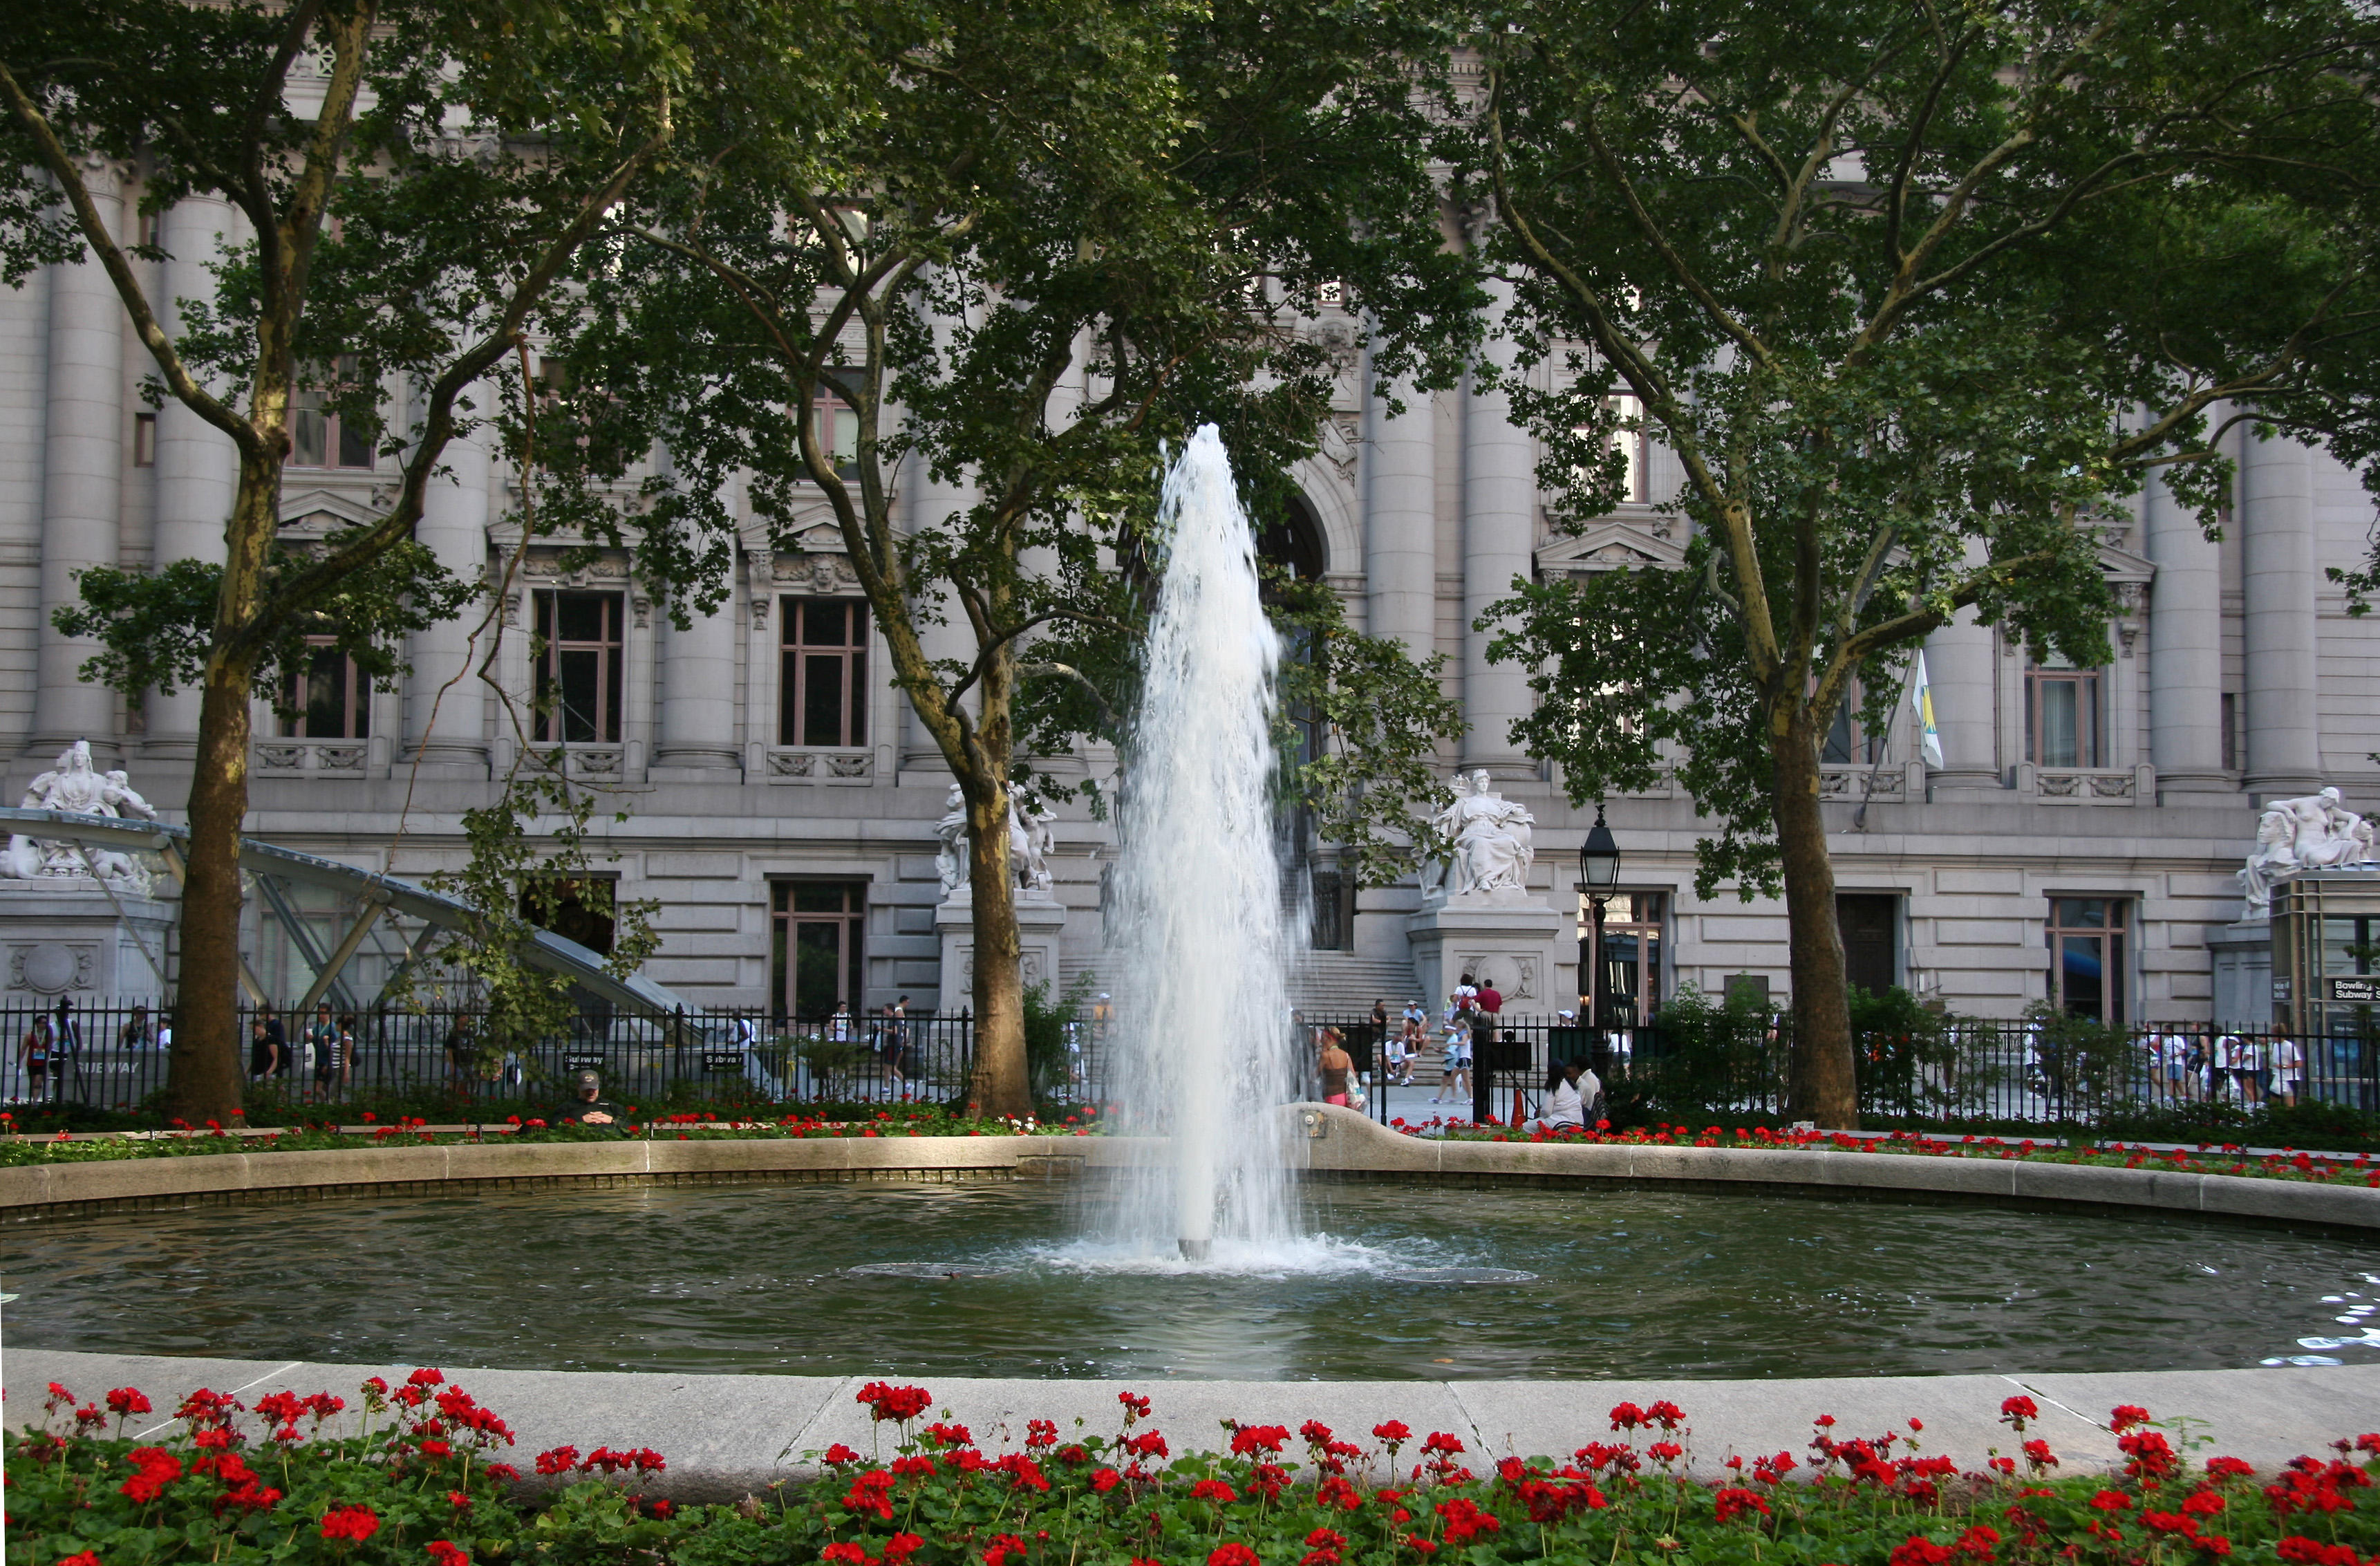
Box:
[935,884,1069,1011]
[1405,891,1566,1012]
[0,879,174,1003]
[2207,917,2273,1029]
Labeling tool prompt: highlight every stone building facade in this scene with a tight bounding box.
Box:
[2,183,2373,1023]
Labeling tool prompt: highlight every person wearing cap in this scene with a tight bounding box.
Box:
[555,1069,626,1126]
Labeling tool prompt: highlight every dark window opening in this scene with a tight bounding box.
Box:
[1835,893,1898,996]
[282,637,370,739]
[779,598,869,747]
[534,590,624,743]
[290,355,375,470]
[770,881,865,1019]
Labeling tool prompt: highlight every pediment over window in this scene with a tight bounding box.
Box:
[2098,539,2154,588]
[278,487,386,532]
[747,501,850,559]
[1535,515,1687,575]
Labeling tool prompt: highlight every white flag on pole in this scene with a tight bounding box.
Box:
[1911,651,1944,768]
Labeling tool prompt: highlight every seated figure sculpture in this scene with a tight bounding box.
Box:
[2237,785,2374,916]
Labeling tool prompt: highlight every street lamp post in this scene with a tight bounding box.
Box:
[1578,807,1621,1074]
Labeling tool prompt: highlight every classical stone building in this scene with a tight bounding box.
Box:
[2,183,2373,1023]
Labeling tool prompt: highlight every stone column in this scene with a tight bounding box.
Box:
[146,193,241,759]
[2142,469,2228,793]
[1362,333,1436,667]
[655,478,742,775]
[1923,539,2002,792]
[1459,278,1535,776]
[403,393,489,772]
[2240,433,2322,796]
[30,165,126,758]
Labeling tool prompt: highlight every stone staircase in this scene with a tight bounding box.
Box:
[1284,952,1423,1016]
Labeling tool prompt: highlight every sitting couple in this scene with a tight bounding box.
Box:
[1531,1057,1604,1134]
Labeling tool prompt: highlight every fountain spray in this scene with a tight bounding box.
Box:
[1109,426,1299,1263]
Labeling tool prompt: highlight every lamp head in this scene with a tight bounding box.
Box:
[1580,805,1621,891]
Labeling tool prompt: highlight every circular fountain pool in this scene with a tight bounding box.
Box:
[7,1181,2377,1381]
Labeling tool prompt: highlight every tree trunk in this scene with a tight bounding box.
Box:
[1770,696,1858,1128]
[964,783,1031,1117]
[169,653,255,1124]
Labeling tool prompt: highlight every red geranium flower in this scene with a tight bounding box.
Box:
[320,1504,381,1542]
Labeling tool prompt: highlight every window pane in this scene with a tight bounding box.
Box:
[830,407,860,478]
[2039,680,2079,767]
[847,642,865,744]
[304,648,346,738]
[556,593,608,644]
[791,884,852,913]
[779,648,801,745]
[291,389,327,467]
[337,418,374,469]
[601,630,621,741]
[803,652,847,745]
[2059,935,2105,1020]
[800,599,848,646]
[559,649,601,743]
[792,922,844,1016]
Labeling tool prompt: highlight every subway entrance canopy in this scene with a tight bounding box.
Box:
[0,806,688,1016]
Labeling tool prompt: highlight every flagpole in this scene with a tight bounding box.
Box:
[1850,657,1923,832]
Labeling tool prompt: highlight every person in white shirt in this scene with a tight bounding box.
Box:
[2213,1033,2243,1103]
[2155,1029,2192,1101]
[2274,1034,2307,1107]
[1532,1060,1586,1134]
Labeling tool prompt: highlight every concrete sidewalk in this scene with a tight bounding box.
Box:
[12,1348,2377,1501]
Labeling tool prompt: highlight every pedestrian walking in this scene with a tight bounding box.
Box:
[18,1015,53,1103]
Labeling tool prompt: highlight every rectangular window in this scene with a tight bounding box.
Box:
[2221,692,2239,771]
[779,598,868,747]
[1822,675,1885,764]
[2045,896,2129,1025]
[769,881,866,1020]
[533,590,624,743]
[2026,662,2100,767]
[1571,395,1648,507]
[282,637,370,739]
[132,412,156,468]
[806,383,860,481]
[290,355,375,470]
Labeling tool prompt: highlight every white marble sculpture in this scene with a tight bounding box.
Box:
[1425,768,1537,898]
[3,740,160,889]
[933,782,1056,897]
[1018,796,1056,896]
[934,783,971,895]
[2237,785,2375,916]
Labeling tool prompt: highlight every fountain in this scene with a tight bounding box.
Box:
[1106,426,1300,1263]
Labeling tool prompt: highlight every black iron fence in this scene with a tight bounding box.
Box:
[10,995,2376,1131]
[0,999,1000,1117]
[1291,1012,2380,1128]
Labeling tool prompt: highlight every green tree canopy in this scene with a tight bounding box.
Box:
[1463,0,2380,1123]
[0,0,748,1120]
[575,0,1478,1113]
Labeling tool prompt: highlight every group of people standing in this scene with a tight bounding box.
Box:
[2139,1027,2309,1108]
[248,1001,357,1095]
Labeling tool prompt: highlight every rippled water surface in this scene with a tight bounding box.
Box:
[7,1182,2379,1379]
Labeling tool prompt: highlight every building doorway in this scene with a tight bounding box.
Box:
[1835,894,1899,996]
[2045,896,2130,1025]
[1580,891,1667,1027]
[771,882,865,1020]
